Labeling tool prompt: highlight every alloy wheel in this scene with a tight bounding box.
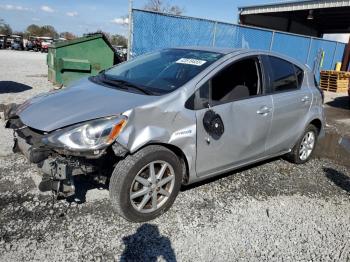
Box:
[130,161,175,213]
[299,131,315,161]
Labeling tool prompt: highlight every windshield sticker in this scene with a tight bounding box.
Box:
[176,58,207,66]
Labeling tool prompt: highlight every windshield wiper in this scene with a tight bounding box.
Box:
[101,73,153,95]
[116,80,153,95]
[99,73,128,90]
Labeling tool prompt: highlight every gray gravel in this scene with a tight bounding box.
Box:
[0,50,52,104]
[1,50,350,261]
[0,50,54,156]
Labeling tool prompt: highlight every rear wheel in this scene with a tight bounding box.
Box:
[109,145,182,222]
[285,124,318,164]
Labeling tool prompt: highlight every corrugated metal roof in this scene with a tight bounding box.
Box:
[239,0,350,15]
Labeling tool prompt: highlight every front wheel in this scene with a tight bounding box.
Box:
[285,124,318,164]
[109,145,182,222]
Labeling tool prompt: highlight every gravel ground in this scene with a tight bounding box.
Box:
[0,50,54,156]
[1,50,350,261]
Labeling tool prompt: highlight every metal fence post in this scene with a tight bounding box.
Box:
[212,21,218,47]
[127,0,133,60]
[306,37,313,65]
[269,31,275,51]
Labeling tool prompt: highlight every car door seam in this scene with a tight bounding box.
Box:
[264,94,274,153]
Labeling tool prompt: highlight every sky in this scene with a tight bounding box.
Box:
[0,0,283,36]
[0,0,348,42]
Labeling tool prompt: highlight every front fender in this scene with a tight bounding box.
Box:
[115,95,197,182]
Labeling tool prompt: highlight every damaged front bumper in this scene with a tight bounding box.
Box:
[39,156,96,197]
[3,106,117,198]
[12,129,99,197]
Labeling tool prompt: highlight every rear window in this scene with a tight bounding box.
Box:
[268,56,298,92]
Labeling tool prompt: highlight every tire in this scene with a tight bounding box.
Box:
[109,145,182,222]
[285,124,319,164]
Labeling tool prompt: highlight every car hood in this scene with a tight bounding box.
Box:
[18,78,158,132]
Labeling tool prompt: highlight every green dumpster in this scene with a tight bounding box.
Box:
[47,33,115,86]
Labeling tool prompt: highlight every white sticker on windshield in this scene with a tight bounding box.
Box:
[176,58,207,66]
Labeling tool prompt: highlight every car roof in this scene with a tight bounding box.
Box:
[172,46,246,55]
[171,46,308,70]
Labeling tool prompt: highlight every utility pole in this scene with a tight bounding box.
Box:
[127,0,133,60]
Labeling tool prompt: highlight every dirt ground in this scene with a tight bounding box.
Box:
[0,50,350,261]
[316,91,350,167]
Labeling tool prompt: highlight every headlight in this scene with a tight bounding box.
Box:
[43,115,127,151]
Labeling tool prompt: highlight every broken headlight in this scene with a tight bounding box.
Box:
[43,116,127,151]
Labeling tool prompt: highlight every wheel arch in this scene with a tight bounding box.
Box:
[136,142,190,185]
[288,117,323,153]
[308,118,322,135]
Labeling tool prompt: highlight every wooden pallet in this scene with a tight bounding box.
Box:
[321,70,350,77]
[321,87,348,93]
[320,70,350,93]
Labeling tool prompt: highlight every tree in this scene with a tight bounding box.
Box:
[144,0,184,15]
[0,18,12,35]
[89,31,127,47]
[26,24,42,36]
[167,5,183,15]
[0,23,12,35]
[40,25,58,38]
[109,34,127,47]
[26,24,58,38]
[59,32,76,40]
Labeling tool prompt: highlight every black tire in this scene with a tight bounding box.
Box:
[284,124,319,164]
[109,145,182,222]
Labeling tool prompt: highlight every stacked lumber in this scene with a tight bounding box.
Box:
[320,70,350,93]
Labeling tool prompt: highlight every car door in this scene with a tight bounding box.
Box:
[191,56,274,177]
[262,55,312,154]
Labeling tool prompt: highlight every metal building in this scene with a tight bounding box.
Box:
[239,0,350,70]
[239,0,350,37]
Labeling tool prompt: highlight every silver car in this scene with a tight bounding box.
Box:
[5,47,325,222]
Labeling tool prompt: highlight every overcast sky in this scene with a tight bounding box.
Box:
[0,0,348,42]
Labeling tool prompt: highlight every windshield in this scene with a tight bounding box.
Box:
[104,49,223,94]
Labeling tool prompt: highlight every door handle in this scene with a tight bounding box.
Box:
[257,106,271,115]
[301,96,310,102]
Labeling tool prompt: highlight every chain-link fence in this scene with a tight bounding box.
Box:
[131,9,346,74]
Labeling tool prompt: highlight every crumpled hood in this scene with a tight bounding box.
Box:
[18,78,158,132]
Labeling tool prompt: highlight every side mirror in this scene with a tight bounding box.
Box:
[203,101,210,109]
[203,110,224,140]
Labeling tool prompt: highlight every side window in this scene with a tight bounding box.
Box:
[185,81,209,110]
[211,58,261,105]
[268,56,298,92]
[294,65,304,88]
[185,57,262,110]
